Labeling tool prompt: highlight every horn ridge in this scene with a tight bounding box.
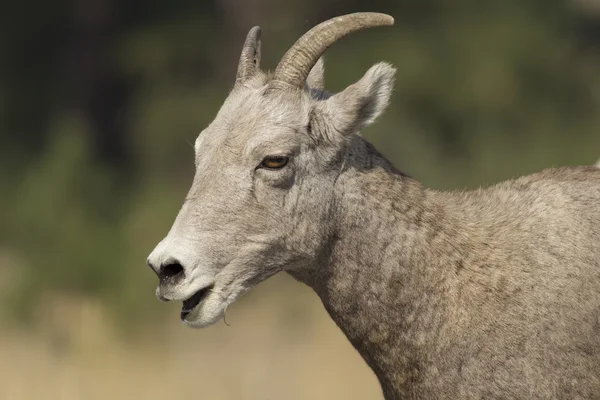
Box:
[269,13,394,91]
[236,26,262,85]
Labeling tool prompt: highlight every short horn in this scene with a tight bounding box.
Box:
[236,26,262,85]
[269,13,394,91]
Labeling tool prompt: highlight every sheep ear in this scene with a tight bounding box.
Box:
[306,57,325,90]
[315,62,395,136]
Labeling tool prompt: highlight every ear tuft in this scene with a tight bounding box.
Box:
[316,62,395,137]
[306,57,325,90]
[353,62,396,127]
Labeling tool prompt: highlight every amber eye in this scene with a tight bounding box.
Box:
[260,155,289,170]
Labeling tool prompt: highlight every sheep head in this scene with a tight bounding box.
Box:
[147,12,395,327]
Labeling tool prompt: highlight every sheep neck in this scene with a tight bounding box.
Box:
[289,145,467,398]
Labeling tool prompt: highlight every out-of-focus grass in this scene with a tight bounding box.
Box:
[0,274,382,400]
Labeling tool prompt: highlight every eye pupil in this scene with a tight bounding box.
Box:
[261,156,289,169]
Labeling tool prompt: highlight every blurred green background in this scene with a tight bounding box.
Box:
[1,1,600,399]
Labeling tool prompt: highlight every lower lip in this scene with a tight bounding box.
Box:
[180,285,213,320]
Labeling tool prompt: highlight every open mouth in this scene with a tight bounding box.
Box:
[180,284,214,320]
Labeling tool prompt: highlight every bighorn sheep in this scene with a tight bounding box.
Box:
[147,13,600,399]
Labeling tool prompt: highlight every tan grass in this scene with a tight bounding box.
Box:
[0,275,382,400]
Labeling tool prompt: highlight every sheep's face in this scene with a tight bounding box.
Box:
[147,80,333,327]
[146,15,395,327]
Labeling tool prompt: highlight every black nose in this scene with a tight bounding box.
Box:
[147,259,185,282]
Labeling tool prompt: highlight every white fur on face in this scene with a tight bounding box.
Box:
[147,64,396,327]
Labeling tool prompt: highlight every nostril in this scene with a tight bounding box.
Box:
[160,262,185,280]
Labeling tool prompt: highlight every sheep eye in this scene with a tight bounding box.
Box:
[260,155,289,170]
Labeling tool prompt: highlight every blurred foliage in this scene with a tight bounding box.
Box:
[1,0,599,328]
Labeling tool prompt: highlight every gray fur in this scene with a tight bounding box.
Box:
[148,23,600,400]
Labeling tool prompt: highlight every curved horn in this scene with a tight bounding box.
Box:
[269,13,394,91]
[235,26,262,85]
